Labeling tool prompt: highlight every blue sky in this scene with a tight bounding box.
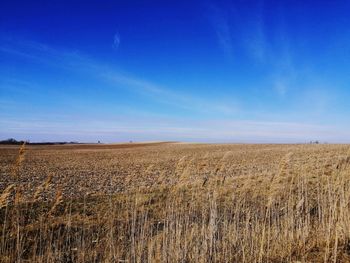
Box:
[1,0,350,143]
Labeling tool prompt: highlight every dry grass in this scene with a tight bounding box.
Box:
[1,143,350,262]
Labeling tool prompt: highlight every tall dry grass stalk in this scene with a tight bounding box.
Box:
[48,188,63,215]
[11,142,26,180]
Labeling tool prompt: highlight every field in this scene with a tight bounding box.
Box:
[1,142,350,262]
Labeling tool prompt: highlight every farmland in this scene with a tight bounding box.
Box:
[1,142,350,262]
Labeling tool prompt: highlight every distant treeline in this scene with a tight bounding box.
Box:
[0,138,79,145]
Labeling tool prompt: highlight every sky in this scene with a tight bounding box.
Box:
[1,0,350,143]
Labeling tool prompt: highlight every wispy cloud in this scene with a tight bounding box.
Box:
[206,2,233,58]
[243,1,266,63]
[205,0,303,98]
[0,37,90,71]
[271,52,297,97]
[101,72,239,115]
[113,32,120,49]
[206,0,267,62]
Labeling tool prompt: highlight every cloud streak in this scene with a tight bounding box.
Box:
[113,32,120,49]
[206,0,267,62]
[206,2,233,58]
[205,0,304,98]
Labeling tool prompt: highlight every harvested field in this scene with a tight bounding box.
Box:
[2,142,348,198]
[1,143,350,262]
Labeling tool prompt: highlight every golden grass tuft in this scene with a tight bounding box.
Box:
[0,184,15,209]
[33,174,53,201]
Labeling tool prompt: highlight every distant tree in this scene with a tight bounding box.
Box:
[0,138,25,145]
